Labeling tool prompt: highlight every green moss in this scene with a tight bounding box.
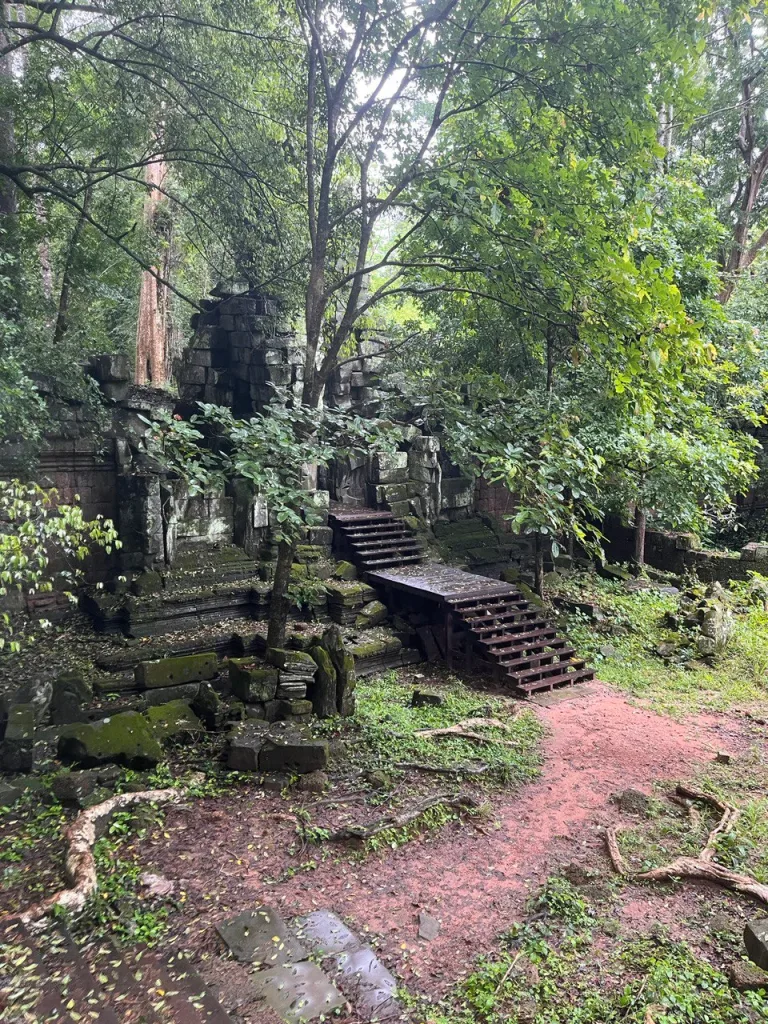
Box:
[134,652,218,689]
[58,712,163,768]
[349,637,402,659]
[144,701,203,743]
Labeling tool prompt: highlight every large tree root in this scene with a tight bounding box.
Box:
[414,717,518,747]
[328,792,482,841]
[605,783,768,905]
[13,787,183,925]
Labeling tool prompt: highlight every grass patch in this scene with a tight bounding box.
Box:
[324,669,544,789]
[426,877,768,1024]
[553,571,768,715]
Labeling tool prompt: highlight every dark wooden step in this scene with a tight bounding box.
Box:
[496,645,576,671]
[478,619,551,644]
[448,589,521,610]
[344,522,408,536]
[515,667,595,695]
[506,658,587,685]
[351,537,421,553]
[463,602,530,625]
[482,627,558,652]
[362,553,425,569]
[471,611,540,635]
[331,510,394,524]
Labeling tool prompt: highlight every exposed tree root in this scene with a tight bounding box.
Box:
[13,788,182,925]
[328,792,482,841]
[414,717,517,747]
[605,783,768,905]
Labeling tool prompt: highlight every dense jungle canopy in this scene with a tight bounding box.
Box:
[4,0,768,552]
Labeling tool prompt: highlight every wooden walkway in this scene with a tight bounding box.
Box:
[329,507,594,696]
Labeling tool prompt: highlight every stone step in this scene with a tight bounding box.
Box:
[213,905,402,1023]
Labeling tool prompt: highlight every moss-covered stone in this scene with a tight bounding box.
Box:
[516,582,545,608]
[226,720,271,771]
[259,734,329,774]
[58,711,162,768]
[354,600,388,629]
[0,704,35,773]
[192,682,228,731]
[135,652,218,689]
[50,671,92,725]
[229,660,279,703]
[276,698,313,720]
[266,648,317,673]
[309,646,337,718]
[294,545,323,563]
[332,560,358,580]
[145,700,203,743]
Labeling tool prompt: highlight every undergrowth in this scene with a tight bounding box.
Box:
[553,571,768,715]
[426,877,768,1024]
[325,669,544,788]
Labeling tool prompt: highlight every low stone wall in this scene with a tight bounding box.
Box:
[602,515,768,583]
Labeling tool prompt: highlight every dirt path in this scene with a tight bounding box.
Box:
[159,683,759,996]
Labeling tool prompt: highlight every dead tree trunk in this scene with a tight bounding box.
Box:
[634,505,646,568]
[266,539,295,649]
[135,157,170,386]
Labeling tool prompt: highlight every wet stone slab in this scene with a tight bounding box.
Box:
[331,945,401,1021]
[216,906,306,967]
[292,910,362,957]
[250,960,346,1023]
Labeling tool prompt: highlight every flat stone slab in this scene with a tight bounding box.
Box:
[292,910,362,957]
[216,906,306,966]
[745,919,768,972]
[250,961,346,1023]
[418,911,440,941]
[332,946,400,1020]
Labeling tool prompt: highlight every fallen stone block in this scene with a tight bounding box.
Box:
[293,910,361,956]
[259,734,329,774]
[745,920,768,972]
[411,690,444,708]
[266,649,317,676]
[135,652,218,689]
[728,961,768,992]
[49,671,92,725]
[142,682,201,707]
[332,945,400,1020]
[192,682,228,731]
[0,704,35,773]
[58,711,162,769]
[354,600,388,629]
[249,961,345,1024]
[145,700,203,744]
[216,905,306,966]
[229,660,279,703]
[276,699,313,721]
[226,721,271,771]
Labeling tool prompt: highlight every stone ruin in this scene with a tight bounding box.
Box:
[0,287,535,792]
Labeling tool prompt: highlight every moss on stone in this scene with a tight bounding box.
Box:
[145,700,203,743]
[58,711,163,768]
[229,659,279,702]
[135,652,218,689]
[332,560,358,580]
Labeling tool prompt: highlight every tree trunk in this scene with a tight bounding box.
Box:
[534,534,545,596]
[135,157,169,385]
[53,189,92,345]
[266,538,295,649]
[0,1,18,279]
[634,505,646,568]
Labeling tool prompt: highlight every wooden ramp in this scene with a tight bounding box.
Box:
[329,507,594,696]
[368,562,594,696]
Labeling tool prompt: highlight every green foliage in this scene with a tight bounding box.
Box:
[0,480,121,652]
[330,670,544,788]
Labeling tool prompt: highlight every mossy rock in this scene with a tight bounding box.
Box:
[145,700,203,744]
[355,600,388,629]
[266,648,317,673]
[332,560,358,580]
[516,582,545,608]
[135,652,218,689]
[500,567,521,583]
[229,660,279,703]
[58,711,163,768]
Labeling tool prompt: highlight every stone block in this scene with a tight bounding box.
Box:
[728,961,768,991]
[441,476,474,508]
[145,700,203,743]
[388,499,411,518]
[217,905,307,965]
[293,910,361,956]
[259,734,329,773]
[371,451,408,484]
[745,920,768,972]
[142,682,201,707]
[181,364,206,385]
[249,961,345,1023]
[89,353,131,382]
[226,720,271,771]
[0,704,35,773]
[410,435,440,453]
[307,525,333,546]
[355,600,388,629]
[49,671,92,725]
[332,560,357,580]
[58,711,162,769]
[229,660,279,703]
[331,945,400,1020]
[187,349,213,368]
[375,483,408,504]
[192,682,229,731]
[135,652,218,689]
[276,698,313,718]
[266,648,317,675]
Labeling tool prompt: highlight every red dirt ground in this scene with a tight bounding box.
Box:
[150,682,763,999]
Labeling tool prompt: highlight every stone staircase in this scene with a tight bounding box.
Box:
[0,919,232,1023]
[450,586,595,695]
[329,509,425,573]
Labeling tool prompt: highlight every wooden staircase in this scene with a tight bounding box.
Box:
[446,587,594,695]
[330,506,593,696]
[0,918,232,1023]
[329,508,426,573]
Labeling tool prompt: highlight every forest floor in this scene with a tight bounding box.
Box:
[3,571,768,1022]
